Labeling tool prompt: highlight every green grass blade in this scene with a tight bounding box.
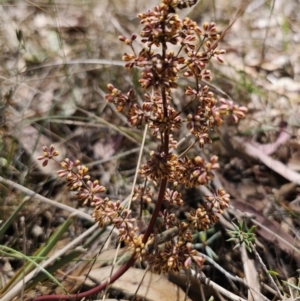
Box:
[0,199,28,238]
[0,214,76,294]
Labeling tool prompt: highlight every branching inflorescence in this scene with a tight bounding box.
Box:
[38,0,247,296]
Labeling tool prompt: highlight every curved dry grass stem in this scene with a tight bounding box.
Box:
[102,123,148,300]
[199,252,272,301]
[102,243,122,300]
[191,270,248,301]
[127,123,149,210]
[76,107,142,146]
[250,242,284,300]
[0,176,94,222]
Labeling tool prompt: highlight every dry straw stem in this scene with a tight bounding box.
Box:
[22,59,124,74]
[191,269,248,301]
[0,176,93,222]
[199,251,275,300]
[101,125,148,299]
[234,137,300,185]
[76,107,142,146]
[250,242,284,300]
[240,244,262,301]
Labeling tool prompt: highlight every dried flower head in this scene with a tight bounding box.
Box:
[132,186,153,204]
[37,145,59,166]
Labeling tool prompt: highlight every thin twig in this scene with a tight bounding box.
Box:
[198,252,271,301]
[191,269,247,301]
[250,242,284,300]
[0,176,94,222]
[250,217,300,256]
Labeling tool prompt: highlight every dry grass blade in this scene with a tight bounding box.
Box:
[240,245,262,301]
[234,137,300,184]
[0,176,93,222]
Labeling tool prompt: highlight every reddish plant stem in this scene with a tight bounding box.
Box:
[31,178,168,301]
[142,178,167,243]
[31,256,136,301]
